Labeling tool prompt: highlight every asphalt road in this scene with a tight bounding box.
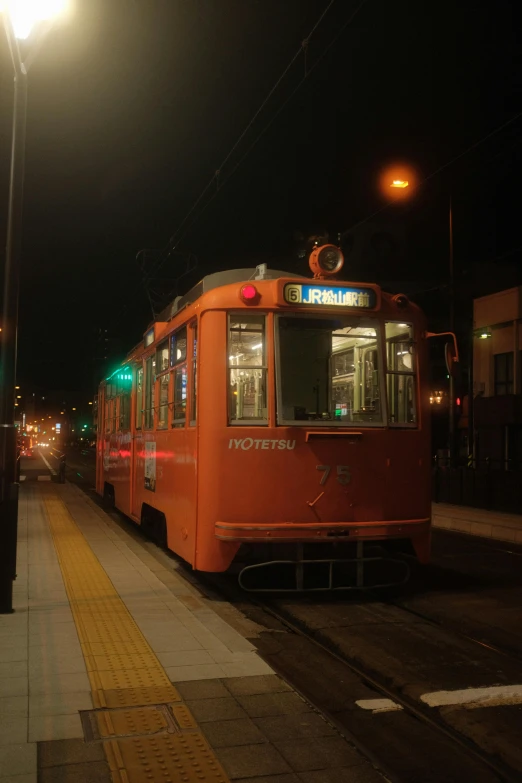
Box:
[30,445,522,782]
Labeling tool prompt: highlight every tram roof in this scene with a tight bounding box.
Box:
[156,267,301,323]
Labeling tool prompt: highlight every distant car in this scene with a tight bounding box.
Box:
[21,447,34,458]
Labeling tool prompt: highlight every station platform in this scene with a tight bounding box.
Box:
[0,478,384,783]
[432,502,522,544]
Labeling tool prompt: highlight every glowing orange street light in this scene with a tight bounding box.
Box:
[379,165,415,200]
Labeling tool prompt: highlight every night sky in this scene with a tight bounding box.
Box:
[0,0,521,403]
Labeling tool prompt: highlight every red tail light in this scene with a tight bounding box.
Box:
[240,284,259,304]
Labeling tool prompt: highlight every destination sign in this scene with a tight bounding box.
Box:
[284,283,376,309]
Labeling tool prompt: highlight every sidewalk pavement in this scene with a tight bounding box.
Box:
[432,502,522,544]
[0,480,385,783]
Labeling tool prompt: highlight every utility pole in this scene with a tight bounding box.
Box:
[448,196,455,466]
[0,17,28,614]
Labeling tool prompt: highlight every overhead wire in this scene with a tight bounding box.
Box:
[150,0,370,266]
[112,1,521,327]
[140,0,347,290]
[345,109,522,234]
[110,0,342,325]
[159,0,338,256]
[146,1,521,282]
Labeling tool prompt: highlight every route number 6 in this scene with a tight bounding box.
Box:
[316,465,351,486]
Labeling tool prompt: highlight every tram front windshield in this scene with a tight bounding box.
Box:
[277,315,383,425]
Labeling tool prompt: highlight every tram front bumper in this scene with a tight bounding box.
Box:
[215,518,430,543]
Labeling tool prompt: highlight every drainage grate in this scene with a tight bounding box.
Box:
[81,702,196,743]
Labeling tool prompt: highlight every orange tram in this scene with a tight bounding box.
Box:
[96,246,445,591]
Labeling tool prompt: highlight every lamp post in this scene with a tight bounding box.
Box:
[387,176,457,463]
[0,1,69,614]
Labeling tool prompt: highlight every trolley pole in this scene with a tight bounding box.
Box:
[0,18,28,614]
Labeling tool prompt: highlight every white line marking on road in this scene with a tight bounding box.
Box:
[39,450,57,476]
[421,684,522,709]
[355,698,403,713]
[37,475,52,482]
[20,475,26,482]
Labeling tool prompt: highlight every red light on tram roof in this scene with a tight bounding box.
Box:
[240,284,259,303]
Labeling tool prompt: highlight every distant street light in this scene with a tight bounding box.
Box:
[390,179,409,189]
[0,1,70,614]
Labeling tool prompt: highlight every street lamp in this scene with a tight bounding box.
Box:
[382,164,458,463]
[0,0,69,614]
[1,0,68,39]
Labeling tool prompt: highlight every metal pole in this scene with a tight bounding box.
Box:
[448,195,455,466]
[468,334,474,464]
[0,26,28,614]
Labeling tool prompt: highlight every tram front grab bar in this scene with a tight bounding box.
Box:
[238,556,410,593]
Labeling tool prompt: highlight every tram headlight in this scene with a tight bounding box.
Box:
[309,244,344,278]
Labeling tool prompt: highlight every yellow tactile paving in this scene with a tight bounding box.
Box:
[96,708,168,739]
[99,686,182,710]
[105,733,228,783]
[170,704,199,731]
[42,489,230,783]
[86,653,160,673]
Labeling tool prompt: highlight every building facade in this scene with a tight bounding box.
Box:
[472,287,522,468]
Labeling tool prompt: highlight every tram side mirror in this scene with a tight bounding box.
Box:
[445,341,459,378]
[426,331,460,378]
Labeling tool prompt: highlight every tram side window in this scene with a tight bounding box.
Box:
[156,336,170,430]
[119,391,131,430]
[157,340,169,373]
[105,384,118,433]
[157,374,169,429]
[135,367,143,430]
[190,323,197,426]
[144,356,155,430]
[170,328,187,367]
[228,315,267,423]
[104,397,110,434]
[170,326,188,427]
[115,373,132,431]
[385,322,416,425]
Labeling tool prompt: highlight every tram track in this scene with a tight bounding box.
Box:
[257,598,521,783]
[196,571,522,783]
[379,595,522,666]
